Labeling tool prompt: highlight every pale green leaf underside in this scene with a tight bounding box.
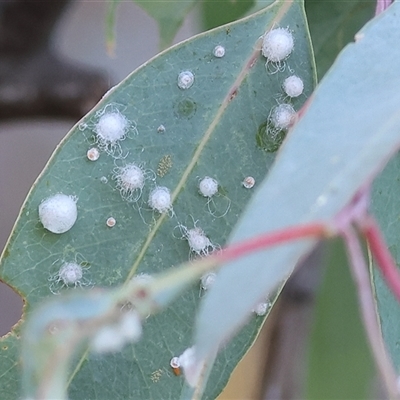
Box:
[0,1,314,398]
[195,2,400,361]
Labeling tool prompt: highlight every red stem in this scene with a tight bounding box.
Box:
[217,223,328,263]
[362,216,400,303]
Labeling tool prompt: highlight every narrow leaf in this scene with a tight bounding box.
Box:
[0,1,314,398]
[134,0,199,49]
[194,1,400,367]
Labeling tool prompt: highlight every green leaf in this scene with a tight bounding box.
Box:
[194,2,400,367]
[105,0,120,55]
[306,0,375,78]
[201,0,256,30]
[0,1,314,398]
[134,0,199,49]
[370,155,400,369]
[306,239,375,399]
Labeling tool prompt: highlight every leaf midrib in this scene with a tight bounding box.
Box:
[67,0,293,389]
[125,0,292,282]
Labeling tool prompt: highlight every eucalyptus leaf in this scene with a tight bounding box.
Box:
[134,0,199,49]
[194,1,400,367]
[370,156,400,370]
[305,0,375,78]
[306,239,375,399]
[0,1,314,398]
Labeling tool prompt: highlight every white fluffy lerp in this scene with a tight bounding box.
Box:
[262,28,294,62]
[95,111,128,144]
[116,163,145,199]
[148,186,172,213]
[39,194,78,234]
[187,228,211,254]
[199,176,218,198]
[59,262,83,285]
[270,104,295,130]
[283,75,304,98]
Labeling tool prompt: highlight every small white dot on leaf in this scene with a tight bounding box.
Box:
[242,176,255,189]
[106,217,116,227]
[213,45,225,58]
[157,124,166,133]
[177,71,195,90]
[87,147,100,161]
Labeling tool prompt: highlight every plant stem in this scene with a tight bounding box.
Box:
[342,226,399,399]
[362,215,400,303]
[375,0,393,15]
[217,223,329,263]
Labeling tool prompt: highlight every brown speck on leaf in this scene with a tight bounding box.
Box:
[229,88,238,101]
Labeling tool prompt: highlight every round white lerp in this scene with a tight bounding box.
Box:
[148,186,172,213]
[95,111,128,144]
[262,28,294,62]
[86,147,100,161]
[199,176,218,198]
[213,45,225,58]
[59,262,83,285]
[283,75,304,98]
[177,71,195,90]
[39,194,78,234]
[242,176,255,189]
[270,104,295,130]
[170,356,180,369]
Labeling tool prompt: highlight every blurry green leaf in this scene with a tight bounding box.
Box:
[106,0,199,51]
[305,0,375,78]
[306,239,375,399]
[194,2,400,366]
[202,0,255,30]
[134,0,199,49]
[0,1,314,398]
[105,0,120,55]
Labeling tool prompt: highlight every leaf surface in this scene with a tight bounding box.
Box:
[370,156,400,370]
[194,1,400,365]
[0,1,314,398]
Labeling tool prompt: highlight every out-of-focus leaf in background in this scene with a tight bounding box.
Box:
[306,239,375,399]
